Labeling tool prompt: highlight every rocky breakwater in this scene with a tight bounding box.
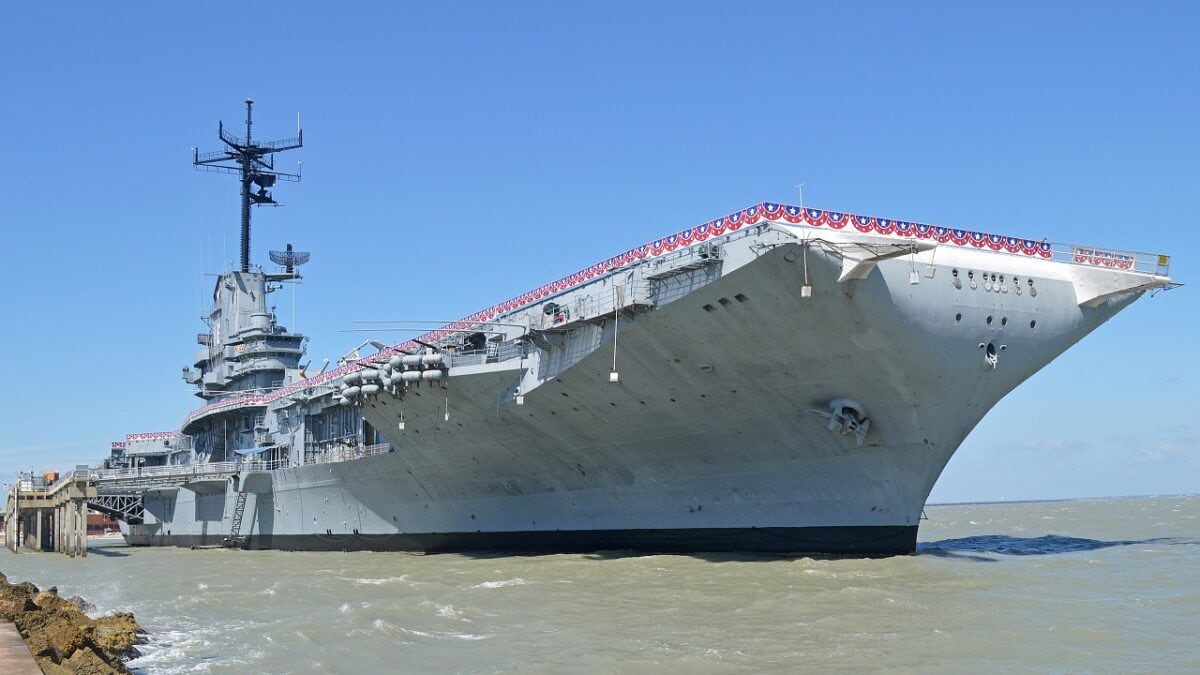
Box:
[0,572,143,674]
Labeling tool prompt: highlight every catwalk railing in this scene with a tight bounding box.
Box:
[309,442,392,465]
[92,459,289,489]
[92,445,394,487]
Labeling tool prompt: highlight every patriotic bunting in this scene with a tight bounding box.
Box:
[126,432,177,442]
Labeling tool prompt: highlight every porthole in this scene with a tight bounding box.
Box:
[955,313,962,322]
[986,315,993,325]
[1001,317,1008,326]
[952,269,959,277]
[1030,319,1037,329]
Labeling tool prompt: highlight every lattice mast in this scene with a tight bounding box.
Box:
[193,99,303,272]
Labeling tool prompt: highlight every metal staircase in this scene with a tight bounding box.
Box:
[224,491,249,548]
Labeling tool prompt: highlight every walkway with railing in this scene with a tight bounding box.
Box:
[309,443,392,465]
[91,445,393,490]
[92,458,289,492]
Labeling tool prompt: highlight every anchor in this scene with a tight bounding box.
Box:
[808,398,871,447]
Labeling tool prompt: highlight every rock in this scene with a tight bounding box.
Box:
[92,613,143,660]
[0,571,144,674]
[66,595,96,613]
[62,646,122,675]
[0,593,37,621]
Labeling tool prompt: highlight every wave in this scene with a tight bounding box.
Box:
[471,578,527,589]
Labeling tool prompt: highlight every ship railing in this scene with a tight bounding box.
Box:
[236,457,291,473]
[534,280,654,332]
[47,467,94,493]
[229,340,305,357]
[194,147,233,164]
[93,462,238,481]
[308,443,392,465]
[1052,244,1169,276]
[447,340,528,368]
[774,213,1171,277]
[362,443,391,457]
[783,219,1170,277]
[92,457,290,482]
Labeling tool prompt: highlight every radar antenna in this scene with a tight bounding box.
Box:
[269,243,311,276]
[193,99,303,273]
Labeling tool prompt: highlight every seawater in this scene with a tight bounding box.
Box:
[2,495,1196,673]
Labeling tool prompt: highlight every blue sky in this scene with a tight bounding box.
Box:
[0,2,1195,502]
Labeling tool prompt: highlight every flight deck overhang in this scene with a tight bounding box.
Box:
[774,225,937,282]
[1068,267,1175,307]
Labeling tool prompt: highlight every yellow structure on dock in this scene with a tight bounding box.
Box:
[3,468,97,557]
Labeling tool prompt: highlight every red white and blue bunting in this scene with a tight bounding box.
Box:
[1071,246,1135,271]
[126,431,176,442]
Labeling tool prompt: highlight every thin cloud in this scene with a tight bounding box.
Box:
[0,439,106,459]
[1138,425,1200,462]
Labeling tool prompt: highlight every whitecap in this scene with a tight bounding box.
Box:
[436,603,471,621]
[341,575,410,586]
[472,578,527,589]
[396,625,493,641]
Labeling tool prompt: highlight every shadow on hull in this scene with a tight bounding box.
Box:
[125,525,918,558]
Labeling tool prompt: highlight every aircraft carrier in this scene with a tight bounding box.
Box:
[91,101,1174,555]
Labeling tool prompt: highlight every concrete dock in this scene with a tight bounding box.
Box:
[0,623,40,674]
[4,468,97,557]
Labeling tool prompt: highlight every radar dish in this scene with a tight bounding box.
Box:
[269,250,311,266]
[269,243,310,273]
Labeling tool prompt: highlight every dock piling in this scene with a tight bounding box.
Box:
[3,471,96,557]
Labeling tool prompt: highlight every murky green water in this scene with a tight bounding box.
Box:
[3,495,1196,673]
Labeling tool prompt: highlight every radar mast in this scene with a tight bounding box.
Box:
[193,99,303,272]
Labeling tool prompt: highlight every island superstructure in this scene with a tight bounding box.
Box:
[90,102,1174,555]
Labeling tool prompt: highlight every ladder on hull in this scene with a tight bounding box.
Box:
[224,491,249,548]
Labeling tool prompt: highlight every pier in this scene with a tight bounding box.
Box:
[3,468,96,557]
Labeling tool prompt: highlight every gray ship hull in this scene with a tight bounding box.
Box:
[120,226,1160,556]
